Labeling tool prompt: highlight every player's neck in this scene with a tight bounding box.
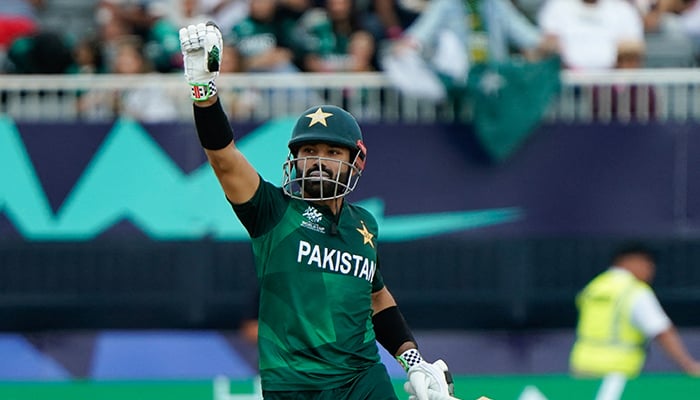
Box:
[314,198,344,215]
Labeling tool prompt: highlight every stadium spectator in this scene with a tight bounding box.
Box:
[229,0,300,73]
[78,35,178,121]
[293,0,377,72]
[95,7,134,75]
[372,0,429,41]
[3,30,74,74]
[511,0,547,22]
[169,0,217,29]
[578,1,675,120]
[194,0,251,34]
[591,38,658,121]
[677,0,700,63]
[380,0,558,101]
[96,0,165,40]
[0,0,44,50]
[227,0,320,114]
[72,36,107,74]
[570,242,700,379]
[217,43,265,120]
[538,0,645,70]
[280,0,314,14]
[111,35,179,120]
[632,0,682,33]
[95,0,183,72]
[621,41,658,118]
[629,0,696,67]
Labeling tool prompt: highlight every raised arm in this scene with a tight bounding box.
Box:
[180,22,260,204]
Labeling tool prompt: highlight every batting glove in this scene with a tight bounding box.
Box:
[405,359,460,400]
[179,21,222,102]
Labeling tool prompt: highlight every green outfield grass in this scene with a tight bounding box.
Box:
[0,374,698,400]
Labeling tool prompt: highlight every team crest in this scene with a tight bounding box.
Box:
[356,221,374,248]
[305,107,334,127]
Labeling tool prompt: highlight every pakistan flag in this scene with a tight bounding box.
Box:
[465,56,561,162]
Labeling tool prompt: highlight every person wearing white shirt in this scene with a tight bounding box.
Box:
[538,0,645,69]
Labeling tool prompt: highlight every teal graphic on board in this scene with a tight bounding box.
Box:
[0,116,521,240]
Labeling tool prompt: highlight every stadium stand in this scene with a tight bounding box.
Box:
[37,0,97,41]
[1,69,700,123]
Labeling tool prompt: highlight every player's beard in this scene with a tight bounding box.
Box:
[298,165,351,199]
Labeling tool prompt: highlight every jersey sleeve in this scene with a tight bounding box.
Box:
[230,177,289,238]
[371,257,385,293]
[361,209,384,293]
[630,287,672,338]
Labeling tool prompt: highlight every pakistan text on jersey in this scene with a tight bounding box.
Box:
[296,240,376,282]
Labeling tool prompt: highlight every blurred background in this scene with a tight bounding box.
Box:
[2,0,700,399]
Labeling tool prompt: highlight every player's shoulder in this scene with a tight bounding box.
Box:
[345,202,378,226]
[255,178,289,203]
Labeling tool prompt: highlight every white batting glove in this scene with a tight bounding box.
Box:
[404,383,462,400]
[178,21,222,102]
[405,359,460,400]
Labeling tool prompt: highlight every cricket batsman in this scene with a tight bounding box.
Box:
[179,21,466,400]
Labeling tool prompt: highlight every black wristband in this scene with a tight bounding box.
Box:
[372,305,416,356]
[193,97,234,150]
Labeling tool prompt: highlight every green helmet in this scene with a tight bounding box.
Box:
[288,105,364,153]
[283,105,367,201]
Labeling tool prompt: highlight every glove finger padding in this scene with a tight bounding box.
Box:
[406,383,462,400]
[408,389,462,400]
[407,359,459,400]
[404,381,416,394]
[179,22,222,101]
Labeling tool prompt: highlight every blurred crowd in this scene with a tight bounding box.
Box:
[1,0,699,120]
[1,0,699,77]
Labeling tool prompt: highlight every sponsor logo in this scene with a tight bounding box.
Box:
[191,85,207,100]
[301,206,325,233]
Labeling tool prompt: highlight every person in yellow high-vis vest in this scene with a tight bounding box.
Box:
[570,242,700,378]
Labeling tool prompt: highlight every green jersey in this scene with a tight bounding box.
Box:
[230,16,297,59]
[232,178,384,391]
[292,8,354,69]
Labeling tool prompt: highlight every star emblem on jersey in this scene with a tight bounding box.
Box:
[356,221,374,248]
[305,107,334,127]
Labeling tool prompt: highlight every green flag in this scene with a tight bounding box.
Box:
[466,56,561,162]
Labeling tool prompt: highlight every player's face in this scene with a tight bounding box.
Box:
[295,143,352,199]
